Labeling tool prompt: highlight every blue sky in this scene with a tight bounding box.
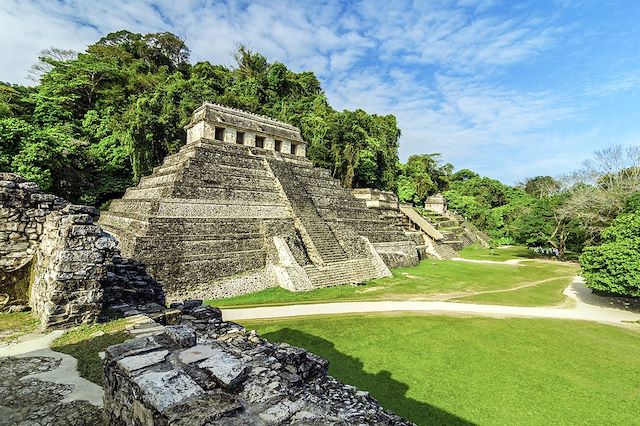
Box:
[1,0,639,184]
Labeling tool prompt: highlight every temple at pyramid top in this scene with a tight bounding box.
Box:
[185,103,307,157]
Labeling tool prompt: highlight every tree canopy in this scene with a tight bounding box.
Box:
[0,31,400,205]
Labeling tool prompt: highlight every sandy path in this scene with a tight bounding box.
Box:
[223,277,640,327]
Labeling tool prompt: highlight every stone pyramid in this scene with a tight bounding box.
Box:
[100,103,419,301]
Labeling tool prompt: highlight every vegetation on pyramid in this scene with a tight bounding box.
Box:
[0,31,401,206]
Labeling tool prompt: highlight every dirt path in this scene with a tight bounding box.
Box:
[222,277,640,327]
[450,257,524,265]
[444,275,576,300]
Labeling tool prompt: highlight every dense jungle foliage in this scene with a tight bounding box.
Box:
[1,31,638,296]
[0,31,400,205]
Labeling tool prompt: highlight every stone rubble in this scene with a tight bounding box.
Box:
[103,301,414,425]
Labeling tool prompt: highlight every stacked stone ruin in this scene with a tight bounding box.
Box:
[100,103,420,301]
[103,301,413,425]
[0,173,164,328]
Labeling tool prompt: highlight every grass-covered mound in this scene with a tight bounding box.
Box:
[242,314,640,425]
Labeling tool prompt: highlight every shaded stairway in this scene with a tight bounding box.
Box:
[266,158,390,287]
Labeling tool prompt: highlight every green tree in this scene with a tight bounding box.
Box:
[397,154,452,204]
[580,211,640,297]
[0,32,403,206]
[522,175,561,198]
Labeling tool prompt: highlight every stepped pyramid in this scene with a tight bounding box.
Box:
[352,188,486,259]
[100,103,419,301]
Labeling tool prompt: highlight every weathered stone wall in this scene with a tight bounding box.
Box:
[103,302,413,425]
[0,173,68,273]
[0,173,165,328]
[30,204,118,327]
[372,241,421,268]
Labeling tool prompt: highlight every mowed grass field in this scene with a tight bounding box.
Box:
[242,314,640,425]
[207,245,578,308]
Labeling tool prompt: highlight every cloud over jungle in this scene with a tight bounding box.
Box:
[2,0,639,183]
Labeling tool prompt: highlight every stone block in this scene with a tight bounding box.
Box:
[132,370,205,413]
[164,325,197,348]
[117,349,169,374]
[198,348,251,389]
[178,344,221,364]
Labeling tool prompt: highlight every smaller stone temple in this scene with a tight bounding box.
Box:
[100,103,420,302]
[424,193,447,214]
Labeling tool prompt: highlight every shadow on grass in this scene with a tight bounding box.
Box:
[51,330,129,386]
[261,328,475,426]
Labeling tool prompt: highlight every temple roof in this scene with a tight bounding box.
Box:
[185,102,305,144]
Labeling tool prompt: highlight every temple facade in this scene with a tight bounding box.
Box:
[99,103,420,301]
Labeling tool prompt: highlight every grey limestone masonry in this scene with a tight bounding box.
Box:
[0,173,164,328]
[424,193,447,214]
[100,103,420,302]
[352,187,485,261]
[103,302,414,425]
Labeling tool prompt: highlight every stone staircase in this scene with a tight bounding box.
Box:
[267,159,349,264]
[303,258,378,287]
[418,209,473,252]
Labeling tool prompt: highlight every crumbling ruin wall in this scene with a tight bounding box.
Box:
[103,302,413,425]
[0,174,68,308]
[30,204,119,327]
[0,173,164,328]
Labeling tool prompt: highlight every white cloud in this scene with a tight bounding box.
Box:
[1,0,631,183]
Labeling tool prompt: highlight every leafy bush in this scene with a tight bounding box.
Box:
[580,212,640,297]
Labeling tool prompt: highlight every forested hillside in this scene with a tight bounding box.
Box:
[0,31,400,206]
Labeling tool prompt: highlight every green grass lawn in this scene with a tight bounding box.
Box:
[457,244,535,261]
[207,246,578,308]
[452,276,574,307]
[241,314,640,426]
[51,319,130,385]
[0,312,38,343]
[459,244,580,262]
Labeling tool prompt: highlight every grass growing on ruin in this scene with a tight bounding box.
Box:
[0,312,38,343]
[207,246,578,308]
[51,319,130,385]
[241,314,640,426]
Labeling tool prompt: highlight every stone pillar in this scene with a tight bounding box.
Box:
[282,141,292,155]
[264,137,275,151]
[244,132,256,147]
[223,128,237,144]
[296,144,307,158]
[205,122,216,140]
[30,205,118,328]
